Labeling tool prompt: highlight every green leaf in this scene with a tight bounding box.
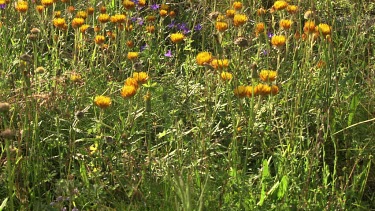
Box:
[0,198,8,211]
[348,94,359,126]
[277,175,288,199]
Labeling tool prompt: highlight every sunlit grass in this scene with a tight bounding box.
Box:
[0,0,374,210]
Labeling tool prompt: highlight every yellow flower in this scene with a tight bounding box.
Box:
[76,11,88,19]
[215,21,228,32]
[123,0,135,10]
[133,72,149,84]
[255,22,265,36]
[146,15,156,22]
[70,73,82,82]
[94,35,105,45]
[126,40,134,48]
[220,72,232,81]
[160,4,169,10]
[117,14,127,23]
[169,11,176,18]
[125,77,139,89]
[98,14,110,23]
[287,5,298,14]
[87,7,94,15]
[94,95,111,109]
[16,1,28,13]
[80,24,90,33]
[271,35,286,47]
[127,52,139,60]
[234,86,247,98]
[245,86,255,97]
[170,33,184,43]
[121,85,137,98]
[233,14,247,27]
[159,9,168,17]
[196,52,212,66]
[36,5,44,13]
[233,2,242,10]
[72,18,85,29]
[41,0,53,7]
[279,19,292,30]
[53,18,66,28]
[226,9,235,18]
[257,8,266,16]
[259,70,277,82]
[316,23,331,36]
[211,59,229,69]
[146,25,155,33]
[271,85,279,95]
[254,84,271,96]
[303,21,315,33]
[138,0,146,7]
[273,1,288,11]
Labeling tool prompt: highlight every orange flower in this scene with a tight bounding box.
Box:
[125,77,139,89]
[233,14,247,27]
[233,2,242,10]
[271,35,286,47]
[215,21,228,32]
[279,19,292,30]
[121,85,137,98]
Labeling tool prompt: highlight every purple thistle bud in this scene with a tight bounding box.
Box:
[194,24,202,31]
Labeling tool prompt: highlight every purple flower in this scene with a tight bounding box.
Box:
[177,23,191,34]
[131,17,144,25]
[0,4,6,9]
[167,21,176,29]
[131,0,139,4]
[164,50,172,57]
[150,4,160,10]
[140,44,148,51]
[194,24,202,31]
[261,49,268,56]
[267,32,273,39]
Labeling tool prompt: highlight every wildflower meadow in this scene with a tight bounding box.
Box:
[1,0,375,210]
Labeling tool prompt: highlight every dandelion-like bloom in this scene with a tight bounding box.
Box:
[226,9,235,18]
[233,14,247,27]
[76,11,88,19]
[72,18,85,28]
[220,72,232,81]
[287,5,298,14]
[133,72,148,84]
[245,86,255,97]
[271,85,279,95]
[233,2,242,10]
[53,18,66,28]
[170,33,184,43]
[196,52,212,65]
[146,16,156,22]
[79,24,90,33]
[303,21,315,33]
[159,9,168,17]
[127,52,139,60]
[100,6,106,13]
[255,22,265,36]
[138,0,146,7]
[234,86,247,98]
[94,35,105,45]
[146,25,155,33]
[126,40,134,48]
[169,11,176,18]
[280,19,292,30]
[254,84,271,96]
[54,11,61,18]
[125,77,139,89]
[211,59,229,69]
[36,5,44,13]
[121,85,137,98]
[215,21,228,32]
[98,14,110,23]
[257,8,266,16]
[259,70,277,82]
[16,1,28,13]
[87,7,94,15]
[271,35,286,47]
[70,73,82,82]
[273,1,288,11]
[41,0,53,7]
[316,23,331,36]
[94,96,111,109]
[123,0,135,10]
